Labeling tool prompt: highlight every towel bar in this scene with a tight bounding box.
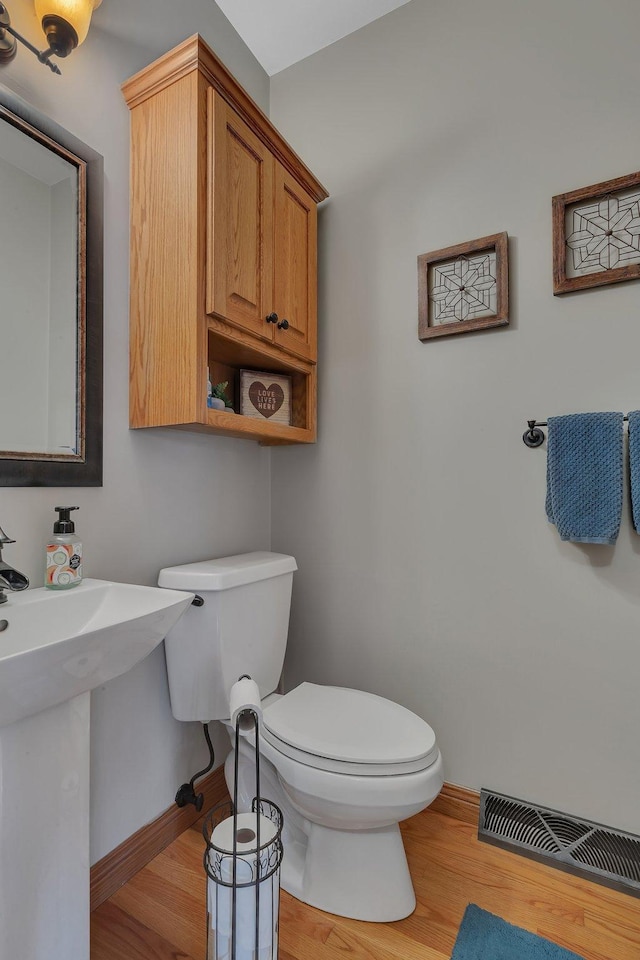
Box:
[523,416,630,448]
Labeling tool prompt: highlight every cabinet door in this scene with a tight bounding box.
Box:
[272,162,317,363]
[207,90,274,341]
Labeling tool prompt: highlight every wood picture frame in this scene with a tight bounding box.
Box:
[553,170,640,295]
[418,232,509,340]
[239,369,292,425]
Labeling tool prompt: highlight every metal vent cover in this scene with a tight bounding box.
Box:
[479,790,640,897]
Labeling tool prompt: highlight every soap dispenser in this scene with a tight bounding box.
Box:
[46,506,82,589]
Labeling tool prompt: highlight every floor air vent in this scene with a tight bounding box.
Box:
[479,790,640,897]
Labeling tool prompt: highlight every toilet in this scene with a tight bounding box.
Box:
[159,552,444,922]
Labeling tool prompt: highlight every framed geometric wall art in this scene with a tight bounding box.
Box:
[553,170,640,295]
[418,232,509,340]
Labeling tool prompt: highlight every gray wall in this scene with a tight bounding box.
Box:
[1,0,270,862]
[270,0,640,834]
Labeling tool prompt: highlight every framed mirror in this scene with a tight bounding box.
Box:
[0,86,102,485]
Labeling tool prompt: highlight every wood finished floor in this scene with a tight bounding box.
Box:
[90,805,640,960]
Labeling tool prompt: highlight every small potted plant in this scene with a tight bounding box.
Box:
[207,380,233,412]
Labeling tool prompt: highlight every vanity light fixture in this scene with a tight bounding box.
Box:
[0,0,101,75]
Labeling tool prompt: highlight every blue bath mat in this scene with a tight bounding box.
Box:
[451,905,586,960]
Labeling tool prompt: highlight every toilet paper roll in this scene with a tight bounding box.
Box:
[210,810,277,856]
[229,676,263,729]
[208,874,277,960]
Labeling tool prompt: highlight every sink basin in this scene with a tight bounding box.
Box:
[0,578,193,728]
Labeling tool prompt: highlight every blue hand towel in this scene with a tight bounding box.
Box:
[627,411,640,533]
[546,412,623,545]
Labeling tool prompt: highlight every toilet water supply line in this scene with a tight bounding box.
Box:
[174,592,214,811]
[175,722,216,811]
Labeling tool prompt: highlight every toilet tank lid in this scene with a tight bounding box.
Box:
[158,552,297,591]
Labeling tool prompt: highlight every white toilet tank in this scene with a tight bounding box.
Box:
[158,552,297,722]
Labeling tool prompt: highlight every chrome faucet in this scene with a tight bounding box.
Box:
[0,527,29,603]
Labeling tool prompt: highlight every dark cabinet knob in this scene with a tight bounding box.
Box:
[266,312,278,324]
[277,318,289,330]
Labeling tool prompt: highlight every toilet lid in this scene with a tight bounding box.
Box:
[262,682,438,773]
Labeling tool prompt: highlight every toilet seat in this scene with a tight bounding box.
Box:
[262,682,439,776]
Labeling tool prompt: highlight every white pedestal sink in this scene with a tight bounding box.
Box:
[0,578,193,960]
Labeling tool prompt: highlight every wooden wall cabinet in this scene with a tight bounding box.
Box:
[208,92,317,364]
[123,36,327,444]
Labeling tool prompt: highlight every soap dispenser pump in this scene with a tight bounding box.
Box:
[46,506,82,589]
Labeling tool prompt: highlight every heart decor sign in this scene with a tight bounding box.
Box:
[240,369,292,425]
[249,381,284,418]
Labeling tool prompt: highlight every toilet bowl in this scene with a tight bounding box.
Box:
[159,552,444,922]
[226,683,444,921]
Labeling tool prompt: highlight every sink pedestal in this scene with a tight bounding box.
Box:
[0,693,90,959]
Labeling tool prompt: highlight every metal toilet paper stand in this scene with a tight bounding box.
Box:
[203,696,284,960]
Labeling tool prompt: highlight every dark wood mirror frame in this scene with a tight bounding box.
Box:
[0,85,103,486]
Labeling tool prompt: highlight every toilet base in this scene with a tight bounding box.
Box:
[226,732,426,923]
[283,821,416,922]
